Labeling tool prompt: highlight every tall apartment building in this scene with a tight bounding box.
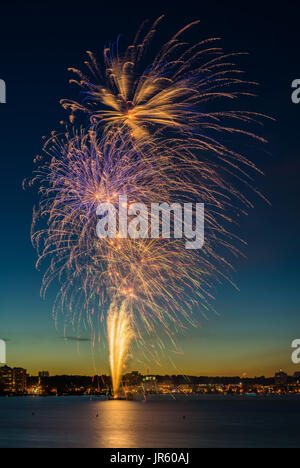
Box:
[0,366,14,392]
[0,366,27,393]
[13,367,27,393]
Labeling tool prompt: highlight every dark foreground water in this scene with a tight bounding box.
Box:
[0,395,299,448]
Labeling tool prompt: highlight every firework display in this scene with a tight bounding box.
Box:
[30,19,268,396]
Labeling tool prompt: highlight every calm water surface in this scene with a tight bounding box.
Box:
[0,395,299,448]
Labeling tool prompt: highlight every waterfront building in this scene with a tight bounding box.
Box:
[13,367,27,392]
[0,365,14,392]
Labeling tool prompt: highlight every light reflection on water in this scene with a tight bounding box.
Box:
[0,395,300,448]
[94,401,139,447]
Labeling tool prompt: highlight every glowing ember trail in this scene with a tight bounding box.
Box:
[107,300,134,397]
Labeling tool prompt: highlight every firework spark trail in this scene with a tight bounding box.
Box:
[61,16,269,158]
[29,129,247,334]
[28,20,270,396]
[107,299,134,396]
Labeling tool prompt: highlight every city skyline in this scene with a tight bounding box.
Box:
[1,364,300,399]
